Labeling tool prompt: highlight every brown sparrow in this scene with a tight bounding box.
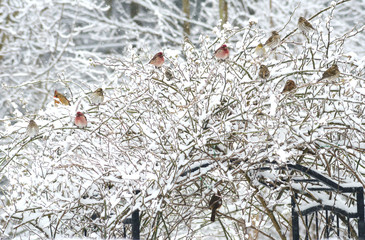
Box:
[258,65,270,80]
[298,17,315,33]
[282,80,296,93]
[27,120,39,138]
[90,88,104,105]
[264,31,280,49]
[165,67,174,80]
[319,64,340,82]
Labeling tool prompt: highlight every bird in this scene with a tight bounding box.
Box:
[149,52,164,67]
[282,80,296,93]
[214,44,229,60]
[319,64,340,82]
[165,67,174,80]
[90,88,104,105]
[54,90,70,106]
[209,190,222,222]
[75,112,87,128]
[264,31,280,49]
[26,120,39,138]
[298,17,315,33]
[254,43,266,57]
[258,65,270,81]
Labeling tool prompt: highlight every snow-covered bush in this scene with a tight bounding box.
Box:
[1,0,365,239]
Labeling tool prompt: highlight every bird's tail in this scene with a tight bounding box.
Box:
[211,208,216,222]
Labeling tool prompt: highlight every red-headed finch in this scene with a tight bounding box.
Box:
[298,17,315,33]
[149,52,164,67]
[282,80,297,93]
[259,65,270,80]
[27,120,39,138]
[209,190,222,222]
[319,64,340,82]
[54,90,70,106]
[90,88,104,105]
[254,43,266,57]
[264,31,280,49]
[75,112,87,128]
[214,44,229,60]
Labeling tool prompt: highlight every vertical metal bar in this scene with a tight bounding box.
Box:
[336,214,339,237]
[132,209,140,240]
[357,187,365,240]
[347,216,350,239]
[292,193,299,240]
[316,211,319,240]
[325,210,329,239]
[131,190,141,240]
[305,214,308,240]
[123,225,127,238]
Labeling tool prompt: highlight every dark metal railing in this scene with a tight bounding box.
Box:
[123,190,141,240]
[259,163,364,240]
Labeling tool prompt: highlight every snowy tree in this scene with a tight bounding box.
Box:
[1,0,365,239]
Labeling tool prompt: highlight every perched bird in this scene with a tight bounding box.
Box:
[214,44,229,60]
[258,65,270,80]
[319,64,340,82]
[264,31,280,49]
[54,90,70,106]
[165,67,174,80]
[90,88,104,105]
[298,17,315,33]
[254,43,266,57]
[282,80,297,93]
[26,120,39,138]
[75,112,87,128]
[149,52,164,67]
[209,190,222,222]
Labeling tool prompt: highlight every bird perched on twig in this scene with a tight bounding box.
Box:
[165,67,174,80]
[209,190,222,222]
[282,80,297,93]
[264,31,280,49]
[258,65,270,81]
[149,52,164,67]
[254,43,266,57]
[298,17,315,33]
[90,88,104,105]
[54,90,70,106]
[27,120,39,138]
[318,64,340,82]
[75,112,87,128]
[214,44,229,60]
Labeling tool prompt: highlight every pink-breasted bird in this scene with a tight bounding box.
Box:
[214,44,229,60]
[149,52,164,67]
[75,112,87,128]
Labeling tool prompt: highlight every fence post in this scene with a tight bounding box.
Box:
[292,193,299,240]
[357,187,365,240]
[132,208,140,240]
